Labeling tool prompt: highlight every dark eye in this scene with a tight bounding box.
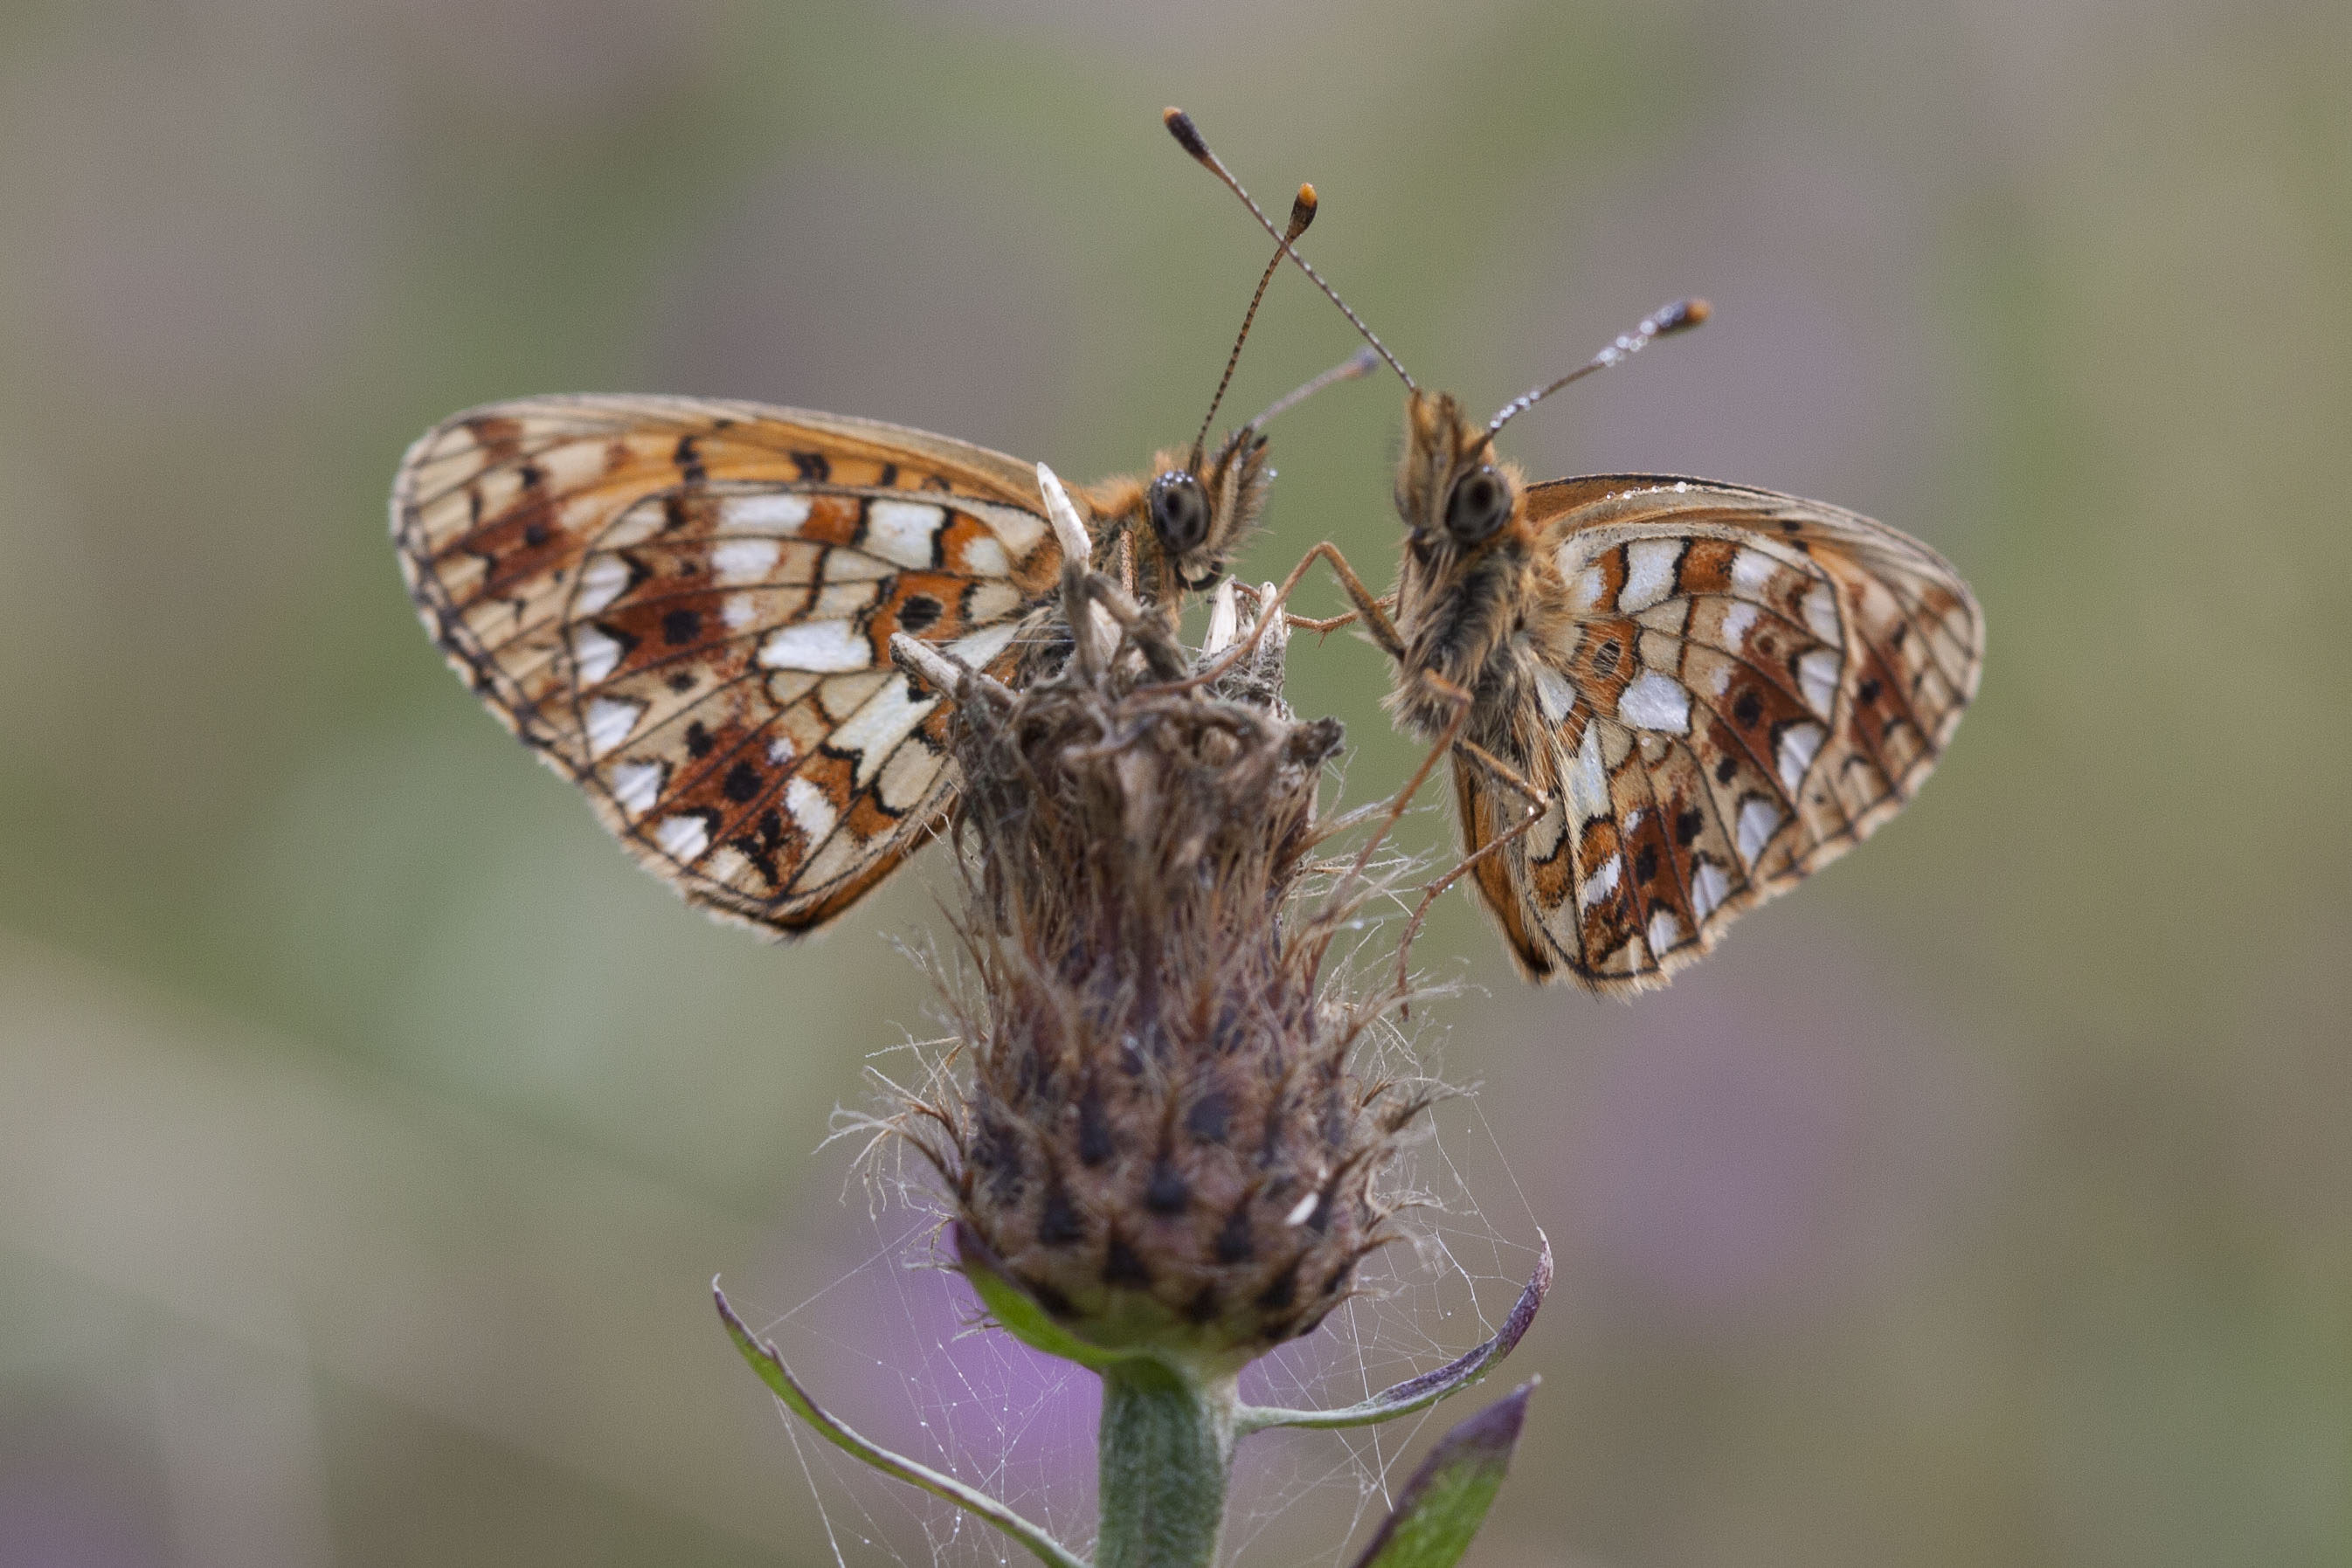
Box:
[1443,466,1512,543]
[1147,471,1211,555]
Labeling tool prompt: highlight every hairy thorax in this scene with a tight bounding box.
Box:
[1387,528,1538,739]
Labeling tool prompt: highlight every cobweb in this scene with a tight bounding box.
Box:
[730,1019,1543,1568]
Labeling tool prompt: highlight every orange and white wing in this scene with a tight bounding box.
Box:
[1463,473,1982,992]
[391,394,1067,933]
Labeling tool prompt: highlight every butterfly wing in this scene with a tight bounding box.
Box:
[1461,473,1982,992]
[391,394,1067,932]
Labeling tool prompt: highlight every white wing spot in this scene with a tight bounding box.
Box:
[654,813,709,861]
[1731,547,1778,597]
[1797,647,1842,718]
[945,621,1020,670]
[1719,600,1759,651]
[1803,582,1842,644]
[1616,671,1691,733]
[963,580,1021,625]
[714,536,782,583]
[1525,794,1566,863]
[1776,721,1825,792]
[1648,907,1684,955]
[866,500,946,570]
[877,739,946,812]
[784,776,838,845]
[571,625,623,685]
[830,674,941,788]
[576,555,631,615]
[767,736,796,766]
[1620,540,1681,613]
[952,532,1011,578]
[1581,853,1622,910]
[585,697,641,757]
[1568,564,1609,614]
[1532,662,1576,725]
[611,760,663,817]
[1692,859,1731,922]
[723,494,812,534]
[958,499,1049,558]
[759,620,871,672]
[1567,722,1611,825]
[1736,798,1783,866]
[723,593,758,631]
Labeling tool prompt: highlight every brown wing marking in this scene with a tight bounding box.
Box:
[1490,473,1982,991]
[391,395,1066,934]
[1451,753,1555,980]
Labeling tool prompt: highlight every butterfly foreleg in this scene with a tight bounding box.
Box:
[1277,542,1405,655]
[1170,541,1406,696]
[1283,598,1397,636]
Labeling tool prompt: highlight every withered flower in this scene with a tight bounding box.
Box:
[719,465,1546,1568]
[924,576,1426,1372]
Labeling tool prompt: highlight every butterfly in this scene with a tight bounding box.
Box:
[391,182,1364,936]
[1168,112,1985,994]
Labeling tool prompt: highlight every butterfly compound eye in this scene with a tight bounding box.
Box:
[1147,471,1212,555]
[1443,465,1512,543]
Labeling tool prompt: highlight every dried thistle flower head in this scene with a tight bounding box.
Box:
[895,582,1435,1375]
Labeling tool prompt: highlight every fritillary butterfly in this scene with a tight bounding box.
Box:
[1170,111,1985,993]
[391,176,1363,934]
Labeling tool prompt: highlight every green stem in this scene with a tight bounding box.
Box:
[1095,1360,1238,1568]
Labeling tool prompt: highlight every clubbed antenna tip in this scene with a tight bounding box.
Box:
[1163,107,1209,161]
[1657,297,1711,334]
[1486,296,1715,436]
[1190,180,1324,467]
[1159,107,1415,390]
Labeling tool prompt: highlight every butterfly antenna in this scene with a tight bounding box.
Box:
[1242,345,1383,432]
[1164,107,1415,390]
[1190,183,1319,471]
[1485,298,1710,439]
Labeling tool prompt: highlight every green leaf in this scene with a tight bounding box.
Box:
[715,1281,1089,1568]
[1235,1233,1550,1433]
[1347,1382,1534,1568]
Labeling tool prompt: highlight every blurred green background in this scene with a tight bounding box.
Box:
[3,0,2349,1564]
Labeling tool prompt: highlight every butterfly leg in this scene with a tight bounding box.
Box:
[1283,598,1395,636]
[1277,542,1405,655]
[1304,671,1479,974]
[1387,743,1551,996]
[1272,541,1400,646]
[1173,541,1405,695]
[1452,739,1544,807]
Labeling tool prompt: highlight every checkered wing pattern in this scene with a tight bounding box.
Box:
[392,395,1067,932]
[1459,474,1982,992]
